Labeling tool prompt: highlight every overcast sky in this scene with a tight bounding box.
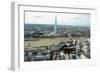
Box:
[25,12,90,26]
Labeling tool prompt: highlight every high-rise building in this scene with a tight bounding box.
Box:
[54,16,57,33]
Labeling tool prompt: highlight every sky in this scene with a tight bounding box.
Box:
[25,11,90,26]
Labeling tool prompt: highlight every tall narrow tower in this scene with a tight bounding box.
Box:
[54,16,57,33]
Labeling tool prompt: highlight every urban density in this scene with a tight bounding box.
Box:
[24,13,90,62]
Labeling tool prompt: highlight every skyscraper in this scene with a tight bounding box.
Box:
[54,16,57,33]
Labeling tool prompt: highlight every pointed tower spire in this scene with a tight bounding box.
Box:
[54,16,57,33]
